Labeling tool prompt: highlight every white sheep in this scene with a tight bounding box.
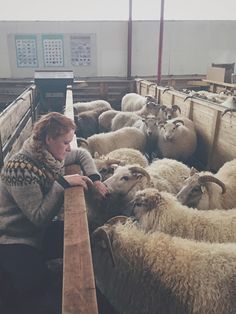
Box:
[73,99,111,115]
[92,219,236,314]
[77,127,147,157]
[221,96,236,116]
[98,109,119,132]
[104,158,191,208]
[132,187,236,243]
[177,159,236,210]
[111,112,141,131]
[121,93,156,111]
[94,148,148,181]
[158,117,197,161]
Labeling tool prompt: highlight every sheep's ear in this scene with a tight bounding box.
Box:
[94,152,100,158]
[190,167,198,176]
[200,185,207,193]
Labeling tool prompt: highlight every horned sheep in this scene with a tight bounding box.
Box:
[73,99,111,115]
[158,116,197,161]
[92,219,236,314]
[94,148,148,181]
[132,187,236,243]
[103,158,191,210]
[177,159,236,210]
[77,127,146,157]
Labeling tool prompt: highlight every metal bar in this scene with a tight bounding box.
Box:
[157,0,165,85]
[127,0,133,79]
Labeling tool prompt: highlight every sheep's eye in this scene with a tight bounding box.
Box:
[192,186,202,193]
[121,176,129,181]
[134,202,142,207]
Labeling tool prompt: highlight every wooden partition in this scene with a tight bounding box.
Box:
[135,79,236,171]
[0,85,38,167]
[63,85,98,314]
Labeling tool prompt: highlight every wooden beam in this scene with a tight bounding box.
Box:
[63,165,98,314]
[206,110,221,170]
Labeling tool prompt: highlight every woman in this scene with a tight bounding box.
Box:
[0,112,108,313]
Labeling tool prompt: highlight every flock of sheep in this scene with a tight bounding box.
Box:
[72,92,236,314]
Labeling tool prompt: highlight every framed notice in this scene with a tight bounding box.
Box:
[42,35,64,67]
[15,35,38,67]
[70,35,91,66]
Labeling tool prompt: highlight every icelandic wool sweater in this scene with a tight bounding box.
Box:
[0,136,101,249]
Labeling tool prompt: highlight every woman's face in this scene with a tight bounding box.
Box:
[46,129,75,161]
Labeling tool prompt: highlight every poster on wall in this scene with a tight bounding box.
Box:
[42,34,64,67]
[15,35,38,67]
[70,35,91,66]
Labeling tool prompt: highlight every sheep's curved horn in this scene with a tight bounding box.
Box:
[173,119,184,125]
[162,87,171,94]
[172,105,181,113]
[128,166,151,182]
[184,95,193,102]
[221,108,236,117]
[106,216,129,225]
[190,167,198,176]
[160,104,167,110]
[76,137,89,146]
[106,158,122,165]
[92,227,116,267]
[198,175,226,194]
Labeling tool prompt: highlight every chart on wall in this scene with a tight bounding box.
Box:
[15,35,38,67]
[42,34,64,67]
[70,35,91,66]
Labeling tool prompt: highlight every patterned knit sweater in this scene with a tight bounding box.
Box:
[0,137,101,249]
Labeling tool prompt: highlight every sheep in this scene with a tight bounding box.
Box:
[77,127,147,157]
[121,93,156,111]
[176,159,236,210]
[111,112,141,131]
[103,158,191,211]
[94,148,149,181]
[111,101,160,131]
[132,115,159,160]
[98,109,119,132]
[158,104,181,121]
[74,107,108,138]
[73,99,111,115]
[221,96,236,116]
[157,117,197,161]
[132,187,236,243]
[92,219,236,314]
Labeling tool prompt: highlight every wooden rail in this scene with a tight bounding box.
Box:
[0,85,38,168]
[63,85,98,314]
[135,78,236,171]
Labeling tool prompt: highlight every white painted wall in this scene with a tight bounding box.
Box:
[0,20,235,78]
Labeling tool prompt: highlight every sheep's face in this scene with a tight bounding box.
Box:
[142,115,158,136]
[132,188,163,220]
[159,122,179,141]
[103,166,146,195]
[176,173,205,208]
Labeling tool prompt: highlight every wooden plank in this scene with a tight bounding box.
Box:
[63,165,98,314]
[206,110,221,169]
[63,89,98,314]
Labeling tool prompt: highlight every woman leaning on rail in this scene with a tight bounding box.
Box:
[0,112,108,314]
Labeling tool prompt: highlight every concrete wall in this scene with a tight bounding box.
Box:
[0,20,235,78]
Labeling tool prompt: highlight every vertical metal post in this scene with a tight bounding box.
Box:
[127,0,133,79]
[157,0,165,85]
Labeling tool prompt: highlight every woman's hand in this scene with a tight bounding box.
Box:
[93,180,109,197]
[64,174,93,190]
